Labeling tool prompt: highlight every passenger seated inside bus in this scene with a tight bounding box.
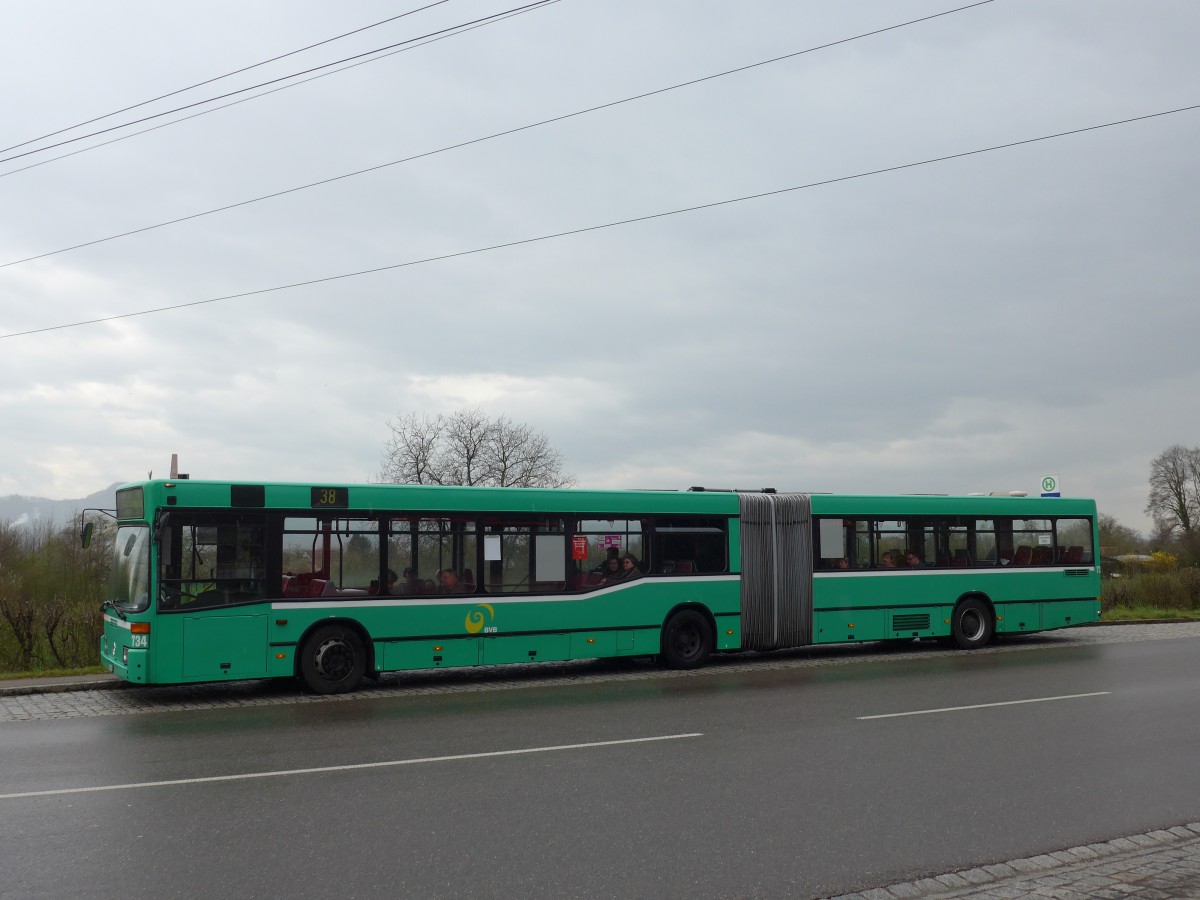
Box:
[592,547,620,574]
[437,569,470,593]
[599,557,622,582]
[621,554,642,579]
[392,567,420,595]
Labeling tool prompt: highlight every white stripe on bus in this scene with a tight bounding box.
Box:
[271,574,741,611]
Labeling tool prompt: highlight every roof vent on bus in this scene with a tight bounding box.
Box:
[688,487,776,493]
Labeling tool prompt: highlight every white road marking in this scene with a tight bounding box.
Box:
[857,691,1110,720]
[0,733,703,800]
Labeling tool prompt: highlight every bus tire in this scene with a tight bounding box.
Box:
[951,598,993,650]
[661,609,714,669]
[299,624,366,694]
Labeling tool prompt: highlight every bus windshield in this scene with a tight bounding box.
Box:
[107,525,151,612]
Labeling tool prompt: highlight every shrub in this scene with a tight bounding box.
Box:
[1102,569,1200,612]
[0,518,112,673]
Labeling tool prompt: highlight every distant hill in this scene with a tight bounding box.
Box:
[0,484,121,529]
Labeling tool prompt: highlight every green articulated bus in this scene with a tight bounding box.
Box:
[97,480,1101,693]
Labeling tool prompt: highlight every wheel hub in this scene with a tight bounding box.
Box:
[314,637,353,681]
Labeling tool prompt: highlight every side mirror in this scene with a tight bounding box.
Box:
[81,521,94,549]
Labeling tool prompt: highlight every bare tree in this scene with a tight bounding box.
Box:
[1097,513,1145,556]
[487,416,574,488]
[379,413,445,485]
[438,408,496,486]
[1145,444,1199,537]
[380,409,575,488]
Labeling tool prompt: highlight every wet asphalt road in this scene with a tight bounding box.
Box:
[3,625,1200,899]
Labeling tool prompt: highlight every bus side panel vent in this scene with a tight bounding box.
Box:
[892,614,930,631]
[1064,569,1090,577]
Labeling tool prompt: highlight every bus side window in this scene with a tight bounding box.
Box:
[654,518,728,574]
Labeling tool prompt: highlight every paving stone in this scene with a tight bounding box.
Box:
[1007,858,1045,873]
[958,868,993,885]
[934,874,971,888]
[909,878,947,893]
[1027,854,1060,868]
[982,864,1016,878]
[982,884,1036,899]
[1110,839,1144,853]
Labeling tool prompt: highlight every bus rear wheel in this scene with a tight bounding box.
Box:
[951,598,994,650]
[299,624,366,694]
[661,610,714,669]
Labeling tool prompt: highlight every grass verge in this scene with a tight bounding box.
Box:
[1100,606,1200,622]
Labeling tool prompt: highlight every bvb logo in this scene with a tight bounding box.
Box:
[464,603,495,634]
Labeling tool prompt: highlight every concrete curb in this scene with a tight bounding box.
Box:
[0,676,128,697]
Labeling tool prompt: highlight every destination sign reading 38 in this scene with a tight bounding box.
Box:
[311,487,349,509]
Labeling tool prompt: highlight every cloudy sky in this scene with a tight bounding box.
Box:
[2,0,1197,533]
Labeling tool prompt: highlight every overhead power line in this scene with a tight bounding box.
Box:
[0,1,558,182]
[1,0,995,268]
[3,102,1196,342]
[0,0,557,167]
[0,1,452,156]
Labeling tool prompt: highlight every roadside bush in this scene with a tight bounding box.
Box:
[1102,569,1200,613]
[0,518,112,674]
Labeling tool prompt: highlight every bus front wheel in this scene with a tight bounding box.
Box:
[299,624,366,694]
[951,598,994,650]
[661,610,714,669]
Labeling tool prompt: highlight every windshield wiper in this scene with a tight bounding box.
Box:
[101,599,126,620]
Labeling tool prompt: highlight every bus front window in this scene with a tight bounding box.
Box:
[107,525,151,613]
